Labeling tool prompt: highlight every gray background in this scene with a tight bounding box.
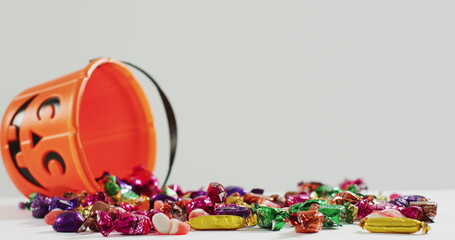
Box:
[1,0,454,197]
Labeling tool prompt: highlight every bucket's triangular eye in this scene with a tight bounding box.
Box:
[31,131,42,147]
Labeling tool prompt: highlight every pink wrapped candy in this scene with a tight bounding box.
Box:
[285,193,310,207]
[207,182,227,204]
[186,196,214,216]
[95,211,152,236]
[356,199,423,220]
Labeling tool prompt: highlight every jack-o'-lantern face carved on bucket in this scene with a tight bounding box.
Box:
[7,95,67,191]
[1,58,156,197]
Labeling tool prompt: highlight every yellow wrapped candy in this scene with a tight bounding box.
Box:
[360,217,430,234]
[188,215,246,230]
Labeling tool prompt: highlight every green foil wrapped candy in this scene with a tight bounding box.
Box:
[314,185,342,198]
[252,204,288,231]
[288,199,328,213]
[318,204,345,227]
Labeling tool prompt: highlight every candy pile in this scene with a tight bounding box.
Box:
[19,166,437,236]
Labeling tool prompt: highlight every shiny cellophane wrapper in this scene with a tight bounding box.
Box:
[409,201,437,222]
[360,217,430,234]
[188,215,245,230]
[289,211,324,233]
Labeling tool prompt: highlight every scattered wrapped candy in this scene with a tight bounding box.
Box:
[288,199,328,213]
[126,165,161,196]
[225,186,246,196]
[160,201,185,221]
[251,188,264,195]
[253,204,288,231]
[83,191,111,207]
[339,178,367,193]
[289,210,324,233]
[94,211,152,236]
[53,211,85,232]
[285,193,310,207]
[243,192,266,204]
[330,191,361,205]
[356,199,423,220]
[186,196,214,215]
[31,193,52,218]
[207,182,227,204]
[49,196,78,211]
[17,171,437,237]
[316,204,345,227]
[215,204,249,219]
[298,181,323,192]
[268,194,286,208]
[188,215,245,230]
[225,195,250,207]
[314,185,342,198]
[360,217,430,234]
[389,195,427,207]
[289,200,345,227]
[343,203,358,224]
[150,194,177,206]
[113,213,152,235]
[410,201,438,222]
[188,190,206,199]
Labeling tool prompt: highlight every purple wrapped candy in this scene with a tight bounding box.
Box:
[404,195,427,202]
[49,196,78,211]
[285,194,310,207]
[31,193,52,218]
[251,188,264,195]
[53,211,85,232]
[186,196,214,215]
[225,186,246,196]
[389,197,410,207]
[150,194,177,206]
[207,182,227,204]
[389,195,427,207]
[215,204,249,219]
[189,190,206,199]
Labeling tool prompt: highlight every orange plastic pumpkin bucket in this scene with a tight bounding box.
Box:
[1,58,167,197]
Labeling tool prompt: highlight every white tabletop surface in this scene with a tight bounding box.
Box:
[0,189,453,239]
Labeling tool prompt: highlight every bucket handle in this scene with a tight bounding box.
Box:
[121,61,178,189]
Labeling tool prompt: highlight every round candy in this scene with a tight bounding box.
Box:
[53,211,85,232]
